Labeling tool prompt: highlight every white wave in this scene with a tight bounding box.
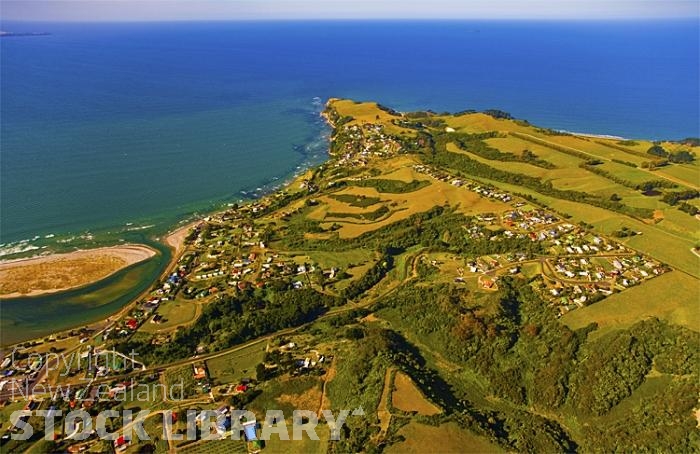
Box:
[125,224,155,232]
[0,244,40,258]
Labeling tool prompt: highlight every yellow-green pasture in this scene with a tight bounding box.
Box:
[562,271,700,340]
[206,341,266,385]
[139,298,200,333]
[329,99,414,136]
[386,421,504,454]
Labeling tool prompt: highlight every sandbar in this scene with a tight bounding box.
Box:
[0,244,157,298]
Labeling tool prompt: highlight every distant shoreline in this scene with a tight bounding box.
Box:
[561,130,626,140]
[0,31,50,38]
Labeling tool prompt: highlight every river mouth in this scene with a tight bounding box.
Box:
[0,239,171,347]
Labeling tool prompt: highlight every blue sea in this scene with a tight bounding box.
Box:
[1,20,699,247]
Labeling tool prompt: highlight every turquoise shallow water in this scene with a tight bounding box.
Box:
[1,20,698,344]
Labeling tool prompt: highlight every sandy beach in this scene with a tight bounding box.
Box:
[0,244,157,298]
[164,221,198,255]
[566,131,626,140]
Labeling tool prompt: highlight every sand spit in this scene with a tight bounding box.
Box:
[0,245,157,298]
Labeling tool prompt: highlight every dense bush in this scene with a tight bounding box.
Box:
[115,288,338,364]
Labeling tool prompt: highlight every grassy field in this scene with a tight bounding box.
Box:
[486,136,584,168]
[544,135,648,164]
[655,207,700,240]
[206,341,266,385]
[446,142,655,206]
[562,271,700,339]
[654,161,700,189]
[613,222,699,276]
[439,112,532,135]
[330,99,414,136]
[521,134,700,190]
[140,298,200,333]
[164,365,201,399]
[0,400,25,428]
[263,424,331,454]
[596,161,657,184]
[391,371,441,415]
[280,249,374,270]
[328,193,381,208]
[386,421,503,454]
[380,166,424,183]
[314,156,510,239]
[334,259,377,291]
[325,177,508,239]
[248,375,323,417]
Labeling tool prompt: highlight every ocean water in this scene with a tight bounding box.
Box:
[2,20,698,247]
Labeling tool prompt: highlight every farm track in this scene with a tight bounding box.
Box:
[376,367,394,441]
[316,357,336,417]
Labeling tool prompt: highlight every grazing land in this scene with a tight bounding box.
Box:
[138,297,201,333]
[387,421,503,454]
[391,371,441,415]
[562,271,700,339]
[206,342,266,385]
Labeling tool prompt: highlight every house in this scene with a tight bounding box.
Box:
[67,444,89,453]
[114,435,129,450]
[125,319,138,331]
[193,365,207,380]
[217,416,232,434]
[242,420,258,441]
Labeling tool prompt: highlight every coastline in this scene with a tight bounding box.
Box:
[163,221,198,256]
[0,244,157,299]
[563,130,627,140]
[0,124,328,347]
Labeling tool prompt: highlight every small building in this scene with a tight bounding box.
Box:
[193,365,207,380]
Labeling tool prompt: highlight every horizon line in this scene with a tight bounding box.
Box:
[3,17,699,23]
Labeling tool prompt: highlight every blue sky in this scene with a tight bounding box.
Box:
[2,0,698,21]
